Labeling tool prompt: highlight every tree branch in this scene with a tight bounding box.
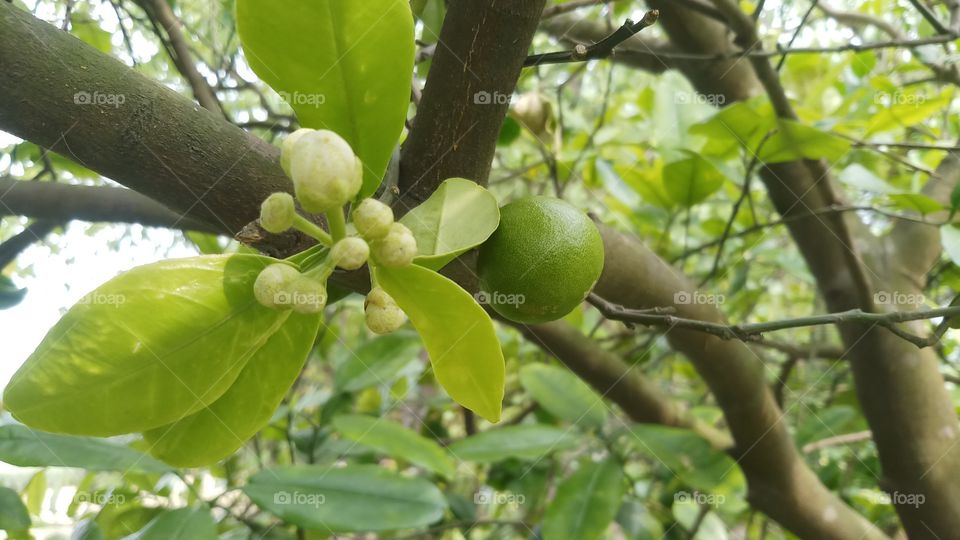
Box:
[525,10,660,66]
[0,219,60,270]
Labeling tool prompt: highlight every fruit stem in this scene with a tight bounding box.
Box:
[292,215,333,246]
[303,253,337,282]
[326,207,347,242]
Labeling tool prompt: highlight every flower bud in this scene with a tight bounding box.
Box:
[331,237,370,270]
[287,276,328,315]
[280,128,314,178]
[289,130,363,213]
[365,287,406,334]
[253,263,301,310]
[352,198,394,240]
[259,192,296,234]
[371,223,418,267]
[512,92,552,136]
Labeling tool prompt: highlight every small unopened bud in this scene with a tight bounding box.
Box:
[512,92,552,136]
[289,130,363,213]
[287,276,328,315]
[371,223,418,267]
[259,192,296,234]
[280,128,314,178]
[280,128,316,178]
[331,237,370,270]
[254,263,300,309]
[352,199,394,240]
[365,287,406,334]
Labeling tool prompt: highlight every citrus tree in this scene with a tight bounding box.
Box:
[0,0,959,539]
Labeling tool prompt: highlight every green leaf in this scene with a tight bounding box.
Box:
[237,0,415,198]
[0,486,30,531]
[689,100,774,158]
[662,154,727,207]
[374,263,504,422]
[838,163,898,194]
[624,425,745,497]
[242,465,446,532]
[0,275,26,310]
[142,311,321,467]
[3,255,292,436]
[0,425,170,473]
[758,120,850,163]
[448,425,580,462]
[519,364,606,428]
[672,499,728,540]
[400,178,500,270]
[73,519,106,540]
[334,332,422,392]
[23,471,45,516]
[333,414,456,478]
[888,193,944,215]
[941,225,960,265]
[542,460,624,540]
[124,507,217,540]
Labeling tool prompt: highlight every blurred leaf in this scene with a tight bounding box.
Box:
[333,414,456,478]
[888,193,943,215]
[334,332,421,392]
[0,275,26,310]
[758,120,850,163]
[838,163,898,194]
[123,507,216,540]
[941,225,960,265]
[24,470,45,516]
[616,500,664,540]
[498,116,522,146]
[519,363,606,428]
[0,425,170,473]
[0,486,30,531]
[72,518,106,540]
[542,460,624,540]
[662,153,727,207]
[672,499,728,540]
[242,465,446,532]
[448,425,581,462]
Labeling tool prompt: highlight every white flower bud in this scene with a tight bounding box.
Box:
[280,128,314,178]
[253,263,300,309]
[371,223,418,267]
[331,237,370,270]
[512,92,552,136]
[352,198,394,240]
[259,192,296,234]
[287,276,328,315]
[289,130,363,213]
[365,287,406,334]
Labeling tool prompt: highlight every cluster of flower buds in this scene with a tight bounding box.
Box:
[253,263,327,314]
[254,130,417,335]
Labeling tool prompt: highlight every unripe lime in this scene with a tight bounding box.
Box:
[259,192,296,234]
[352,198,394,240]
[331,237,370,270]
[371,222,418,267]
[477,197,604,323]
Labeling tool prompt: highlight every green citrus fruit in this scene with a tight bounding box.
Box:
[477,196,604,324]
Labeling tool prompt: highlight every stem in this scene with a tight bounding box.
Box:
[325,207,347,242]
[292,214,332,246]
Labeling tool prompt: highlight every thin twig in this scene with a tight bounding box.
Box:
[524,10,660,67]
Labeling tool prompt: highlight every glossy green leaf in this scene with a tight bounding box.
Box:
[662,154,727,207]
[142,311,321,467]
[400,178,500,271]
[519,364,606,428]
[542,460,624,540]
[374,264,504,422]
[448,425,580,462]
[242,465,446,532]
[333,414,456,478]
[237,0,415,198]
[758,120,850,163]
[3,255,291,436]
[624,425,745,497]
[0,425,170,473]
[0,486,30,531]
[123,507,217,540]
[334,332,421,392]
